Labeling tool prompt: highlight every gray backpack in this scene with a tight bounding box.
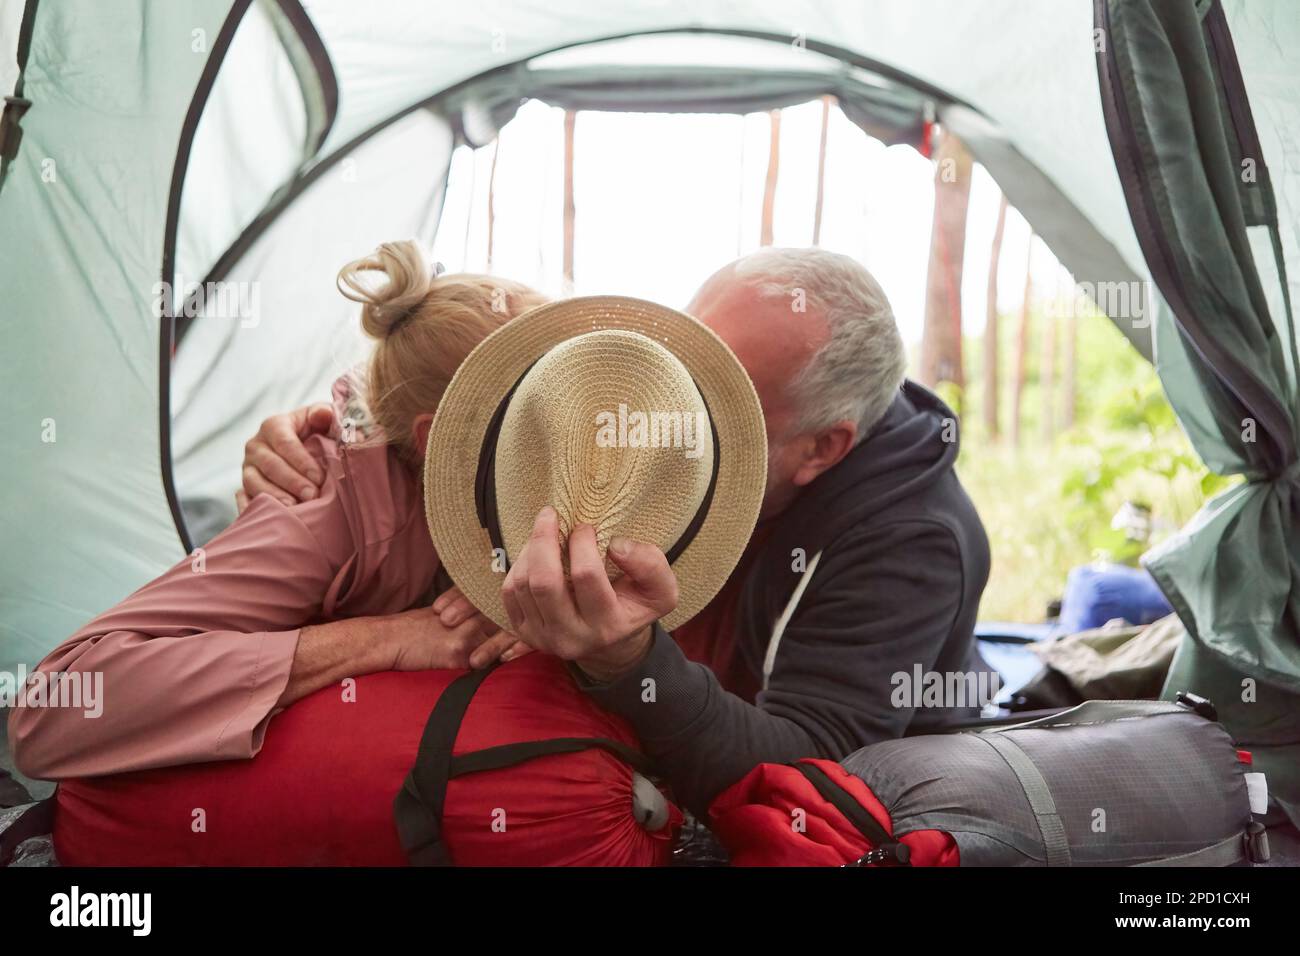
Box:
[832,697,1268,866]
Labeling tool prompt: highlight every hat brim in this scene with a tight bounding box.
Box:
[424,295,768,632]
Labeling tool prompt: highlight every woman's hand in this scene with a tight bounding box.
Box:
[432,585,532,668]
[280,601,523,708]
[381,601,527,671]
[237,404,336,513]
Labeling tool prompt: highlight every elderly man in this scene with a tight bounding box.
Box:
[243,248,991,814]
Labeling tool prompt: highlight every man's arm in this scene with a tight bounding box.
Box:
[575,522,966,816]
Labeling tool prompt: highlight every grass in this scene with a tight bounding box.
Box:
[940,308,1228,623]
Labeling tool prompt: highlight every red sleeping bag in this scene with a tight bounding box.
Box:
[55,654,680,866]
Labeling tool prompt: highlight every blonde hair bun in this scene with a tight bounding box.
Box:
[333,242,549,463]
[337,240,436,338]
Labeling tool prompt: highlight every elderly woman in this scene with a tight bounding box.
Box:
[9,243,547,780]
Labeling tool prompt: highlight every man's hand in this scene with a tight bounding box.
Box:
[237,404,336,513]
[501,507,678,682]
[431,585,532,668]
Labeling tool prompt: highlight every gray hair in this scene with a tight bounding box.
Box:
[733,248,906,441]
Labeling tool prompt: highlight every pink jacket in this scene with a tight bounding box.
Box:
[8,436,438,780]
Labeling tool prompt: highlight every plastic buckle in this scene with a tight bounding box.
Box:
[0,95,32,161]
[846,842,912,867]
[1174,691,1218,722]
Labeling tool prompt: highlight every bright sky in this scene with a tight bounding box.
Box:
[432,99,1070,348]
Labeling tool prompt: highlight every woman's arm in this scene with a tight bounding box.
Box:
[6,458,478,780]
[277,606,496,707]
[7,496,333,779]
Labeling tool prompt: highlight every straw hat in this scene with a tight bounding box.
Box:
[423,295,768,632]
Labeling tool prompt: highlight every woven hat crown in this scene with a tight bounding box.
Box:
[495,329,714,569]
[423,295,766,631]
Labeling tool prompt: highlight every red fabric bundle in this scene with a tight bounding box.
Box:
[709,759,959,867]
[55,654,679,866]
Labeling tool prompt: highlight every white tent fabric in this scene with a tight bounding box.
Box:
[1,0,1296,693]
[303,0,1149,313]
[0,0,236,679]
[172,108,451,540]
[175,1,309,291]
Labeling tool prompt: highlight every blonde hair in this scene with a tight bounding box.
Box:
[337,241,548,463]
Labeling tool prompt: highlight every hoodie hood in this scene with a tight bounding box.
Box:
[825,379,959,526]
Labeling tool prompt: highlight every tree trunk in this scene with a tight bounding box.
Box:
[1062,287,1078,429]
[735,118,747,256]
[1011,235,1034,448]
[485,138,500,271]
[919,129,973,390]
[812,96,831,246]
[562,110,576,290]
[760,109,781,247]
[1041,282,1057,442]
[983,192,1009,440]
[460,148,478,268]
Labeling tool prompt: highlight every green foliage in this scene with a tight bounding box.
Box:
[950,308,1231,622]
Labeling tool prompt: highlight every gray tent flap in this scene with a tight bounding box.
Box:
[172,109,453,544]
[443,59,929,149]
[1096,0,1300,820]
[1099,0,1295,473]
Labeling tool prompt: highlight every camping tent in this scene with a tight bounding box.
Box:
[1,1,1296,817]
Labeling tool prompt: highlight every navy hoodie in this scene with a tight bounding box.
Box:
[579,381,993,816]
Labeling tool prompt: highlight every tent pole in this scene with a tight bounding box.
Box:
[0,0,40,197]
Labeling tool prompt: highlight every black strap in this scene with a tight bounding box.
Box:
[662,398,719,566]
[472,360,721,569]
[449,736,655,778]
[790,761,911,866]
[393,666,494,866]
[393,665,657,866]
[0,0,40,185]
[472,367,532,564]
